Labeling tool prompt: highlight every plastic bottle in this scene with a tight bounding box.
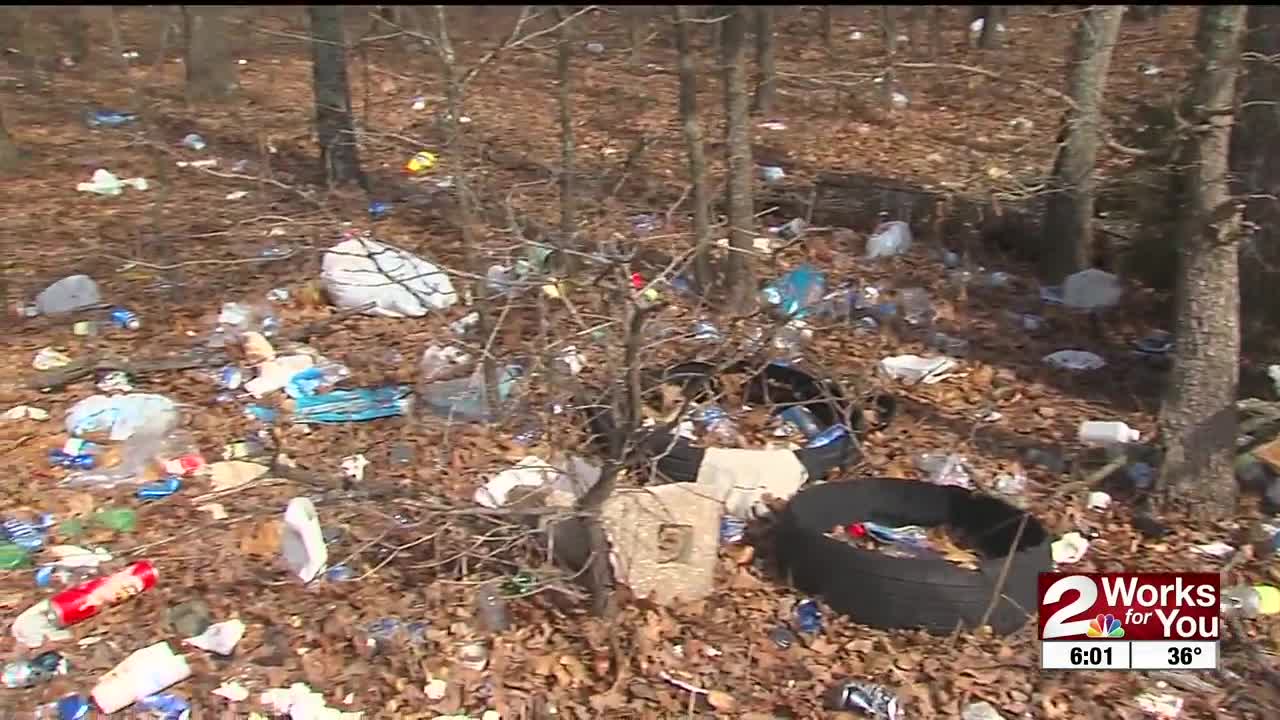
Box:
[826,679,901,719]
[109,308,141,330]
[473,580,511,632]
[1078,421,1141,445]
[2,651,67,688]
[695,405,739,445]
[779,406,823,438]
[1221,585,1280,618]
[91,642,191,714]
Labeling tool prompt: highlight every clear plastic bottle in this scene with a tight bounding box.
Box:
[825,679,901,718]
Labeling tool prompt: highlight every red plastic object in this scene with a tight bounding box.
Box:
[48,561,157,627]
[630,272,645,290]
[163,454,205,477]
[847,523,867,538]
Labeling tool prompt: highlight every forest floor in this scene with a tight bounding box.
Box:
[1,5,1278,719]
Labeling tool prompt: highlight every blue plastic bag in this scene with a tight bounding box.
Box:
[761,265,827,319]
[294,386,412,423]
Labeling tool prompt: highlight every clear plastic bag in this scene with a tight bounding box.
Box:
[61,430,199,488]
[865,221,913,258]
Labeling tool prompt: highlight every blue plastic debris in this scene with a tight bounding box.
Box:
[294,386,413,423]
[761,265,827,319]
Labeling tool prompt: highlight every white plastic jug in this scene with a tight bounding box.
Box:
[1078,420,1140,445]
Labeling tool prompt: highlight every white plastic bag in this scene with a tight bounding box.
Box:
[865,221,913,258]
[66,394,178,441]
[77,169,148,196]
[1062,268,1122,310]
[321,234,458,318]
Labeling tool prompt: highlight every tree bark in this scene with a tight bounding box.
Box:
[555,7,577,260]
[308,5,363,187]
[1230,6,1280,344]
[53,8,90,64]
[819,6,833,51]
[751,6,776,115]
[722,6,756,313]
[626,6,645,65]
[978,6,1002,50]
[1158,5,1248,516]
[881,6,898,110]
[675,6,713,290]
[1041,5,1124,279]
[929,6,943,58]
[183,6,238,102]
[0,108,18,172]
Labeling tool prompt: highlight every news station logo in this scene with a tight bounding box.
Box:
[1039,572,1220,642]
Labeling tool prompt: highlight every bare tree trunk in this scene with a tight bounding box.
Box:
[308,5,363,187]
[881,6,898,110]
[626,6,645,65]
[675,6,713,290]
[978,5,1002,50]
[434,6,499,419]
[0,108,18,172]
[929,6,943,58]
[751,6,776,115]
[722,6,756,312]
[53,8,90,64]
[1158,5,1248,516]
[183,6,238,102]
[819,6,833,51]
[1041,5,1124,278]
[555,6,577,259]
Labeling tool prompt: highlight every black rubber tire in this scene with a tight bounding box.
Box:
[586,360,896,484]
[774,478,1052,636]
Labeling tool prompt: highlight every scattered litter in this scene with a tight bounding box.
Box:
[213,681,250,702]
[891,91,910,109]
[880,355,958,384]
[762,265,826,318]
[180,133,206,151]
[1079,420,1140,444]
[77,169,148,195]
[404,149,438,174]
[280,497,327,583]
[759,165,786,183]
[33,347,72,370]
[46,545,112,569]
[424,679,448,700]
[3,405,49,421]
[824,679,901,718]
[1043,350,1106,371]
[915,453,973,489]
[475,455,599,509]
[35,274,102,315]
[322,232,458,317]
[1051,532,1090,564]
[1191,542,1234,560]
[86,110,137,128]
[184,619,245,656]
[341,454,370,483]
[1134,691,1183,719]
[49,561,157,627]
[66,393,178,441]
[225,190,249,201]
[1087,491,1113,510]
[758,120,787,130]
[1062,268,1123,310]
[12,600,73,648]
[208,460,269,493]
[584,41,605,54]
[1135,330,1173,355]
[294,386,413,423]
[92,641,191,714]
[865,220,913,258]
[245,355,313,397]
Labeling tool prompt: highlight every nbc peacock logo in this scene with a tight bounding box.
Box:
[1086,613,1125,639]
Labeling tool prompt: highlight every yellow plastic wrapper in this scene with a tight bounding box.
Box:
[404,150,438,174]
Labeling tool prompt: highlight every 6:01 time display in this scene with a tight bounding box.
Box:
[1070,646,1113,665]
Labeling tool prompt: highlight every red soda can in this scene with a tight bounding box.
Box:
[163,454,205,477]
[48,561,158,627]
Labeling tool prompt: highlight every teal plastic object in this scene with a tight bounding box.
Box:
[761,265,827,318]
[294,386,413,423]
